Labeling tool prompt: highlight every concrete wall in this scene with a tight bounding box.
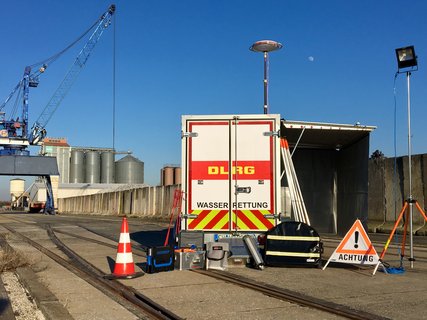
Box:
[58,185,179,219]
[368,154,427,234]
[57,155,427,235]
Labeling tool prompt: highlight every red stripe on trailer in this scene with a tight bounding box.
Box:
[220,221,231,230]
[235,211,258,230]
[251,210,275,229]
[190,160,271,180]
[188,210,209,229]
[204,210,228,229]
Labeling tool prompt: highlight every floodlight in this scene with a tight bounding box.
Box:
[395,46,417,70]
[250,40,283,114]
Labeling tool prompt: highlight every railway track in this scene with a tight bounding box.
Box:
[2,223,182,320]
[51,226,390,319]
[2,215,426,319]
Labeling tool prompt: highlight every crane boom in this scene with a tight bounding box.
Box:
[0,4,115,155]
[29,4,116,145]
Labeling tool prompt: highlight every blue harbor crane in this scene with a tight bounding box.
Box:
[0,4,116,213]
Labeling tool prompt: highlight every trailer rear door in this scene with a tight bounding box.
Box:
[182,114,281,232]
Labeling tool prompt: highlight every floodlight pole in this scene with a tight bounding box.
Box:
[406,71,414,268]
[263,52,269,114]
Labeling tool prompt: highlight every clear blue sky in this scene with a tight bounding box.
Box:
[1,1,426,200]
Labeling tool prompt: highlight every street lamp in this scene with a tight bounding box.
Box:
[396,45,418,268]
[250,40,283,114]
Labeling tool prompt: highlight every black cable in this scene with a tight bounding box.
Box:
[10,85,22,119]
[393,72,398,221]
[112,11,116,152]
[392,71,404,264]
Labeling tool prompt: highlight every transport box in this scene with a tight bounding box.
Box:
[178,231,204,249]
[206,242,230,270]
[221,237,251,267]
[262,221,323,267]
[146,245,174,273]
[174,249,205,270]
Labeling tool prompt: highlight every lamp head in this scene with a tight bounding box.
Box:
[395,46,418,70]
[250,40,283,53]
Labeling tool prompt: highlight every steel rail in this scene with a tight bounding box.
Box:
[43,225,177,319]
[2,224,182,320]
[52,228,147,256]
[78,224,150,251]
[193,269,390,320]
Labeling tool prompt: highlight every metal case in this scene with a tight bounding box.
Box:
[206,242,230,270]
[174,250,205,270]
[178,231,204,249]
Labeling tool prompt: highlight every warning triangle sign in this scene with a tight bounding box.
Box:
[335,219,377,255]
[323,219,379,269]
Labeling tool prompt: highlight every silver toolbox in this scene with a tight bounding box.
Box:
[174,250,206,270]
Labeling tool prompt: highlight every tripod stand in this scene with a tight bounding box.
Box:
[373,197,427,275]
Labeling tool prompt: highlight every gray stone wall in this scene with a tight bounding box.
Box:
[368,154,427,234]
[58,185,179,220]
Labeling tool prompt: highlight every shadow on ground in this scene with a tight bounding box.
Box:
[130,229,174,248]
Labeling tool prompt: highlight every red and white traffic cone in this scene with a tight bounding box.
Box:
[105,217,144,279]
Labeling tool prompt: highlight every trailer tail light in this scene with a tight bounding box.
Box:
[257,234,266,247]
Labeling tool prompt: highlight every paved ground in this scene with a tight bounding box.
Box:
[0,213,426,320]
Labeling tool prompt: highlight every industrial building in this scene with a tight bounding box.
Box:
[40,137,144,185]
[10,137,147,211]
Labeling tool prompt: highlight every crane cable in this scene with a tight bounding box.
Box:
[10,85,22,119]
[112,11,116,152]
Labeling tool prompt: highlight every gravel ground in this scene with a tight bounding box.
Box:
[1,272,45,320]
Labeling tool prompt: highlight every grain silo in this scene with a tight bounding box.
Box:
[101,151,115,183]
[174,167,182,185]
[10,178,25,204]
[160,168,164,186]
[163,166,174,186]
[85,151,101,183]
[69,150,85,183]
[115,155,144,184]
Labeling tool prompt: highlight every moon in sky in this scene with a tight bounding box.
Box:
[308,56,314,62]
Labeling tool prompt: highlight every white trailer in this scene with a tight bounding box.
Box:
[180,114,282,240]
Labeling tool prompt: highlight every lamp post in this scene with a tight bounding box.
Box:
[395,45,418,268]
[250,40,283,114]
